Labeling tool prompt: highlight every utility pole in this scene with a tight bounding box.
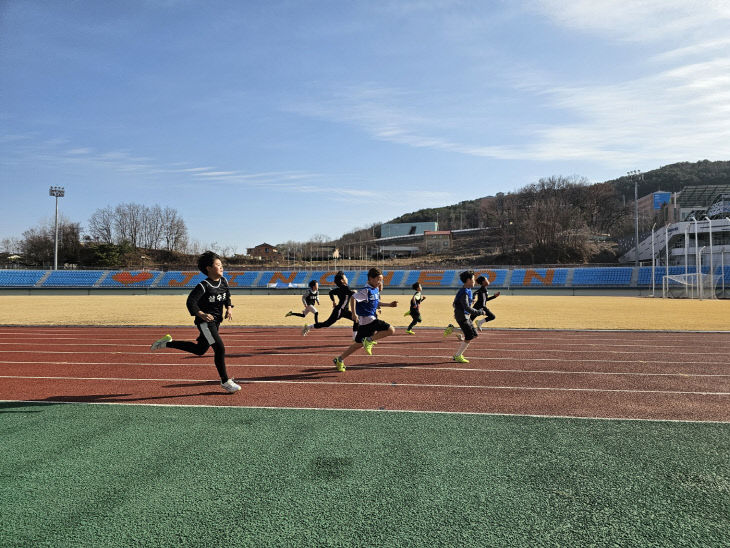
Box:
[49,186,65,270]
[627,170,642,267]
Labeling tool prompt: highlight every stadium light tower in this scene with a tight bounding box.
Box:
[704,215,713,299]
[627,170,642,268]
[49,186,65,270]
[689,215,700,299]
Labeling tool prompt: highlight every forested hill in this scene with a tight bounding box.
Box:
[607,160,730,199]
[386,160,730,227]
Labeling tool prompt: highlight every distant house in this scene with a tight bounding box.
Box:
[247,243,280,260]
[423,231,452,253]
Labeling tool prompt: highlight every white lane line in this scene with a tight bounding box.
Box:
[4,335,730,348]
[4,344,728,359]
[2,375,729,396]
[1,360,729,378]
[1,398,727,424]
[2,349,727,366]
[2,332,729,347]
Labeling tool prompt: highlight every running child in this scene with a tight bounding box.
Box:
[286,280,320,323]
[447,270,487,364]
[404,282,426,335]
[150,251,241,393]
[302,271,358,336]
[470,275,499,332]
[332,267,398,372]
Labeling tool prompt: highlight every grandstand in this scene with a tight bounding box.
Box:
[42,270,107,287]
[622,218,730,271]
[572,267,633,286]
[0,270,47,287]
[3,266,726,297]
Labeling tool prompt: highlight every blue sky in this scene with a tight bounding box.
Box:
[2,0,729,253]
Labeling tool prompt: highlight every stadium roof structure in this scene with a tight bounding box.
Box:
[678,184,730,207]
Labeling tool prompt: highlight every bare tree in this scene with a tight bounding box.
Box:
[161,207,188,252]
[87,206,115,244]
[139,205,164,250]
[20,217,81,266]
[1,237,22,254]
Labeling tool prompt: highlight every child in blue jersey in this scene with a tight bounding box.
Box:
[448,270,487,364]
[332,267,398,372]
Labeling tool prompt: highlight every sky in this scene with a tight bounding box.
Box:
[1,0,729,253]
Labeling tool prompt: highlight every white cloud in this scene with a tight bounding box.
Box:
[286,0,730,169]
[652,37,730,63]
[530,0,730,43]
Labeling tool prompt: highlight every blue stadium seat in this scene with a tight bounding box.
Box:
[572,268,632,286]
[257,271,310,287]
[403,270,458,287]
[511,268,568,286]
[41,270,106,287]
[158,272,206,288]
[473,269,508,286]
[0,270,47,287]
[225,271,260,287]
[637,266,692,286]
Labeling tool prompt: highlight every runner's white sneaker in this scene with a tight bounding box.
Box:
[221,379,241,393]
[302,324,311,336]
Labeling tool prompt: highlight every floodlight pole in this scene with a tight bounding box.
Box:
[651,223,656,297]
[49,186,65,270]
[698,247,706,300]
[689,216,700,299]
[664,224,669,281]
[684,224,689,297]
[627,170,642,268]
[704,216,714,299]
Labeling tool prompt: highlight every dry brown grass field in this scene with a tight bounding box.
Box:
[4,294,728,331]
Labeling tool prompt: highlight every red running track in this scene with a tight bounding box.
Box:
[1,326,729,422]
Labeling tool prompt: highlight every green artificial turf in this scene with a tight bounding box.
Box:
[1,402,728,547]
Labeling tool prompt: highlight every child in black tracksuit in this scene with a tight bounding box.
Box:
[286,280,320,323]
[302,271,358,336]
[404,282,426,334]
[470,275,499,331]
[150,251,241,393]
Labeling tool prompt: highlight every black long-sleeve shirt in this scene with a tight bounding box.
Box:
[329,285,355,312]
[186,277,232,324]
[472,286,497,309]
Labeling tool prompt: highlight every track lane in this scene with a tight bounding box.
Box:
[2,326,728,421]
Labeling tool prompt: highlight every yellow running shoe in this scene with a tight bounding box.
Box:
[333,357,346,372]
[405,329,415,335]
[150,334,172,351]
[443,324,454,337]
[362,338,375,355]
[453,354,469,364]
